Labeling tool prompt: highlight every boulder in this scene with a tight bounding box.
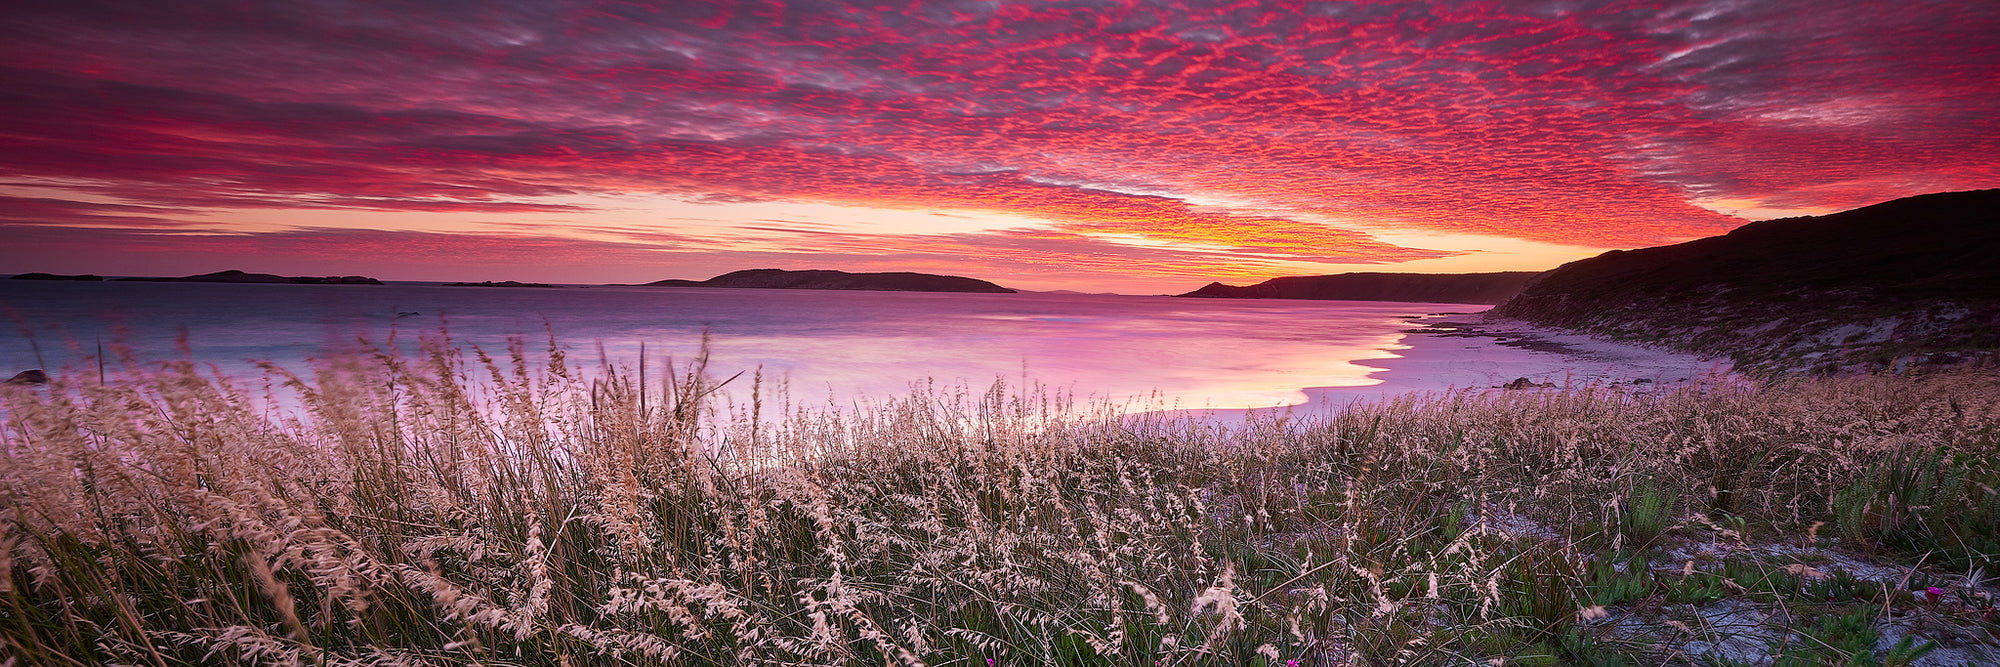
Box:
[5,369,49,385]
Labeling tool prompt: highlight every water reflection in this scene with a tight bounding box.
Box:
[0,281,1473,409]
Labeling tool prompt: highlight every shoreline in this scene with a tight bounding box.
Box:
[1184,311,1738,422]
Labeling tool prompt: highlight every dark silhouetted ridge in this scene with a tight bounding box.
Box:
[1495,189,2000,375]
[644,269,1014,293]
[9,273,104,281]
[114,270,383,285]
[1177,271,1541,304]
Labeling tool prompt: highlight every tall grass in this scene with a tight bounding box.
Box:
[1,334,1996,665]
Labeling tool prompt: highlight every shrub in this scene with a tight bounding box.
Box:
[1834,447,2000,570]
[1620,477,1677,551]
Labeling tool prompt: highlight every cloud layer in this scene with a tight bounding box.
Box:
[1,0,1995,287]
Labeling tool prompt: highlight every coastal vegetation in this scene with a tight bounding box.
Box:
[2,337,1996,665]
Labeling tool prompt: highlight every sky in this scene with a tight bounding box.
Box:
[1,0,1995,293]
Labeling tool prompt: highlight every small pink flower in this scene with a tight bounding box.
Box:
[987,660,995,667]
[1924,587,1948,610]
[1287,661,1301,667]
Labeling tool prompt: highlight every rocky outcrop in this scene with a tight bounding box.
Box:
[1494,189,2000,376]
[115,270,383,285]
[5,370,48,385]
[443,280,559,288]
[1177,271,1541,304]
[644,269,1015,293]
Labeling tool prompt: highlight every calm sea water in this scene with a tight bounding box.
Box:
[0,281,1479,409]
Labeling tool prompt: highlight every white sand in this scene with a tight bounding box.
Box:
[1183,311,1738,422]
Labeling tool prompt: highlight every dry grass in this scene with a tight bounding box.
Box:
[2,334,1997,666]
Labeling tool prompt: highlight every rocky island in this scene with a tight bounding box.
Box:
[443,280,559,288]
[8,273,105,281]
[1177,271,1541,304]
[114,269,383,285]
[643,268,1015,293]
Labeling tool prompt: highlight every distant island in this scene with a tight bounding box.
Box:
[8,273,105,281]
[114,270,384,285]
[643,269,1015,293]
[444,280,559,288]
[1495,188,2000,375]
[1178,271,1541,304]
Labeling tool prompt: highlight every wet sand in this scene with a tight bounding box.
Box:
[1184,311,1737,423]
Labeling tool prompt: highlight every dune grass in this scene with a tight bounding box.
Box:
[1,335,1997,665]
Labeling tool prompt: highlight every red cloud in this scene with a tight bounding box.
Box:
[0,0,1995,278]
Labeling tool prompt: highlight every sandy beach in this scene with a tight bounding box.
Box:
[1194,310,1738,422]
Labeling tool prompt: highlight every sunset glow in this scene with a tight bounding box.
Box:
[2,0,1995,292]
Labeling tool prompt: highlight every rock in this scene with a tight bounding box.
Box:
[5,370,49,385]
[443,280,559,288]
[1503,377,1538,390]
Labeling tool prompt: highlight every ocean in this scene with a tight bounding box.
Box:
[0,281,1480,409]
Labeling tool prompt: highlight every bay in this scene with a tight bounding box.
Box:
[0,281,1477,409]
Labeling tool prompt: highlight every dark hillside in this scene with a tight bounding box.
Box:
[1178,271,1541,304]
[1495,189,2000,375]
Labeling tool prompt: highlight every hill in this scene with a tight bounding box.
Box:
[1177,271,1541,304]
[8,273,104,281]
[113,270,383,285]
[645,269,1015,293]
[1494,189,2000,375]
